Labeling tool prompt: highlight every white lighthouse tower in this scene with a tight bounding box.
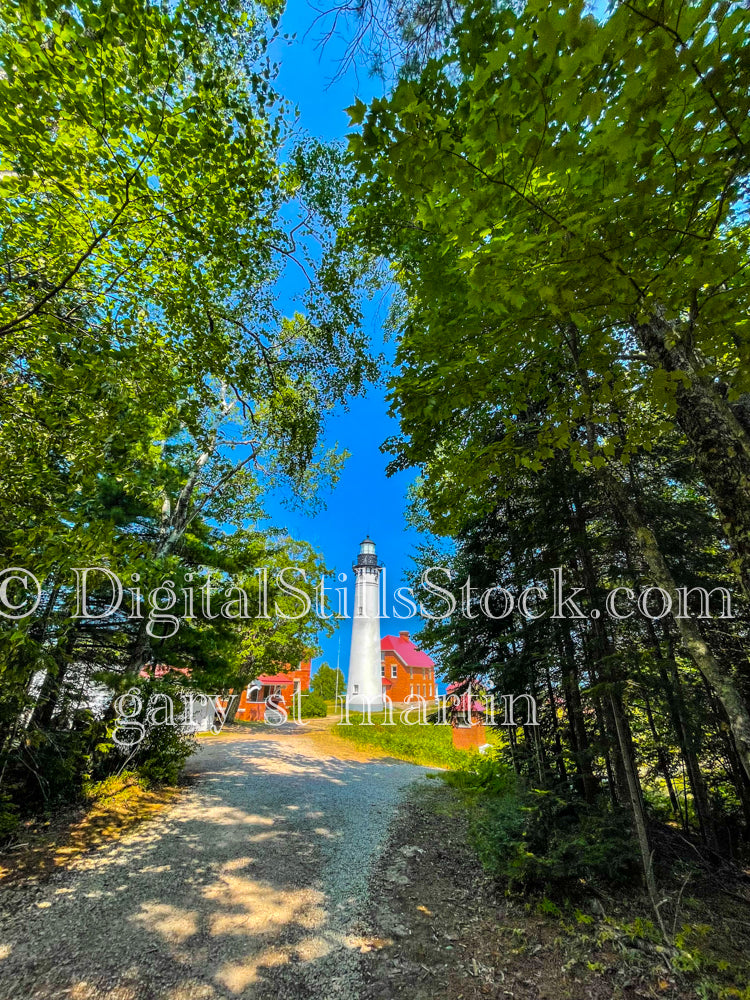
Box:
[347,536,383,712]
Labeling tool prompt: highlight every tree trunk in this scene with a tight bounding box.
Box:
[643,691,681,819]
[694,668,750,833]
[610,690,668,940]
[569,500,630,806]
[638,610,712,838]
[224,689,243,725]
[544,662,568,784]
[32,626,77,728]
[635,313,750,593]
[557,626,598,801]
[605,471,750,783]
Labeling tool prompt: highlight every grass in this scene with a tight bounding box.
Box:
[334,713,497,769]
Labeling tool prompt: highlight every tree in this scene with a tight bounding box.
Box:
[0,0,374,694]
[311,662,346,701]
[346,0,750,779]
[313,0,465,79]
[348,0,750,586]
[0,0,374,813]
[345,0,750,917]
[407,440,750,923]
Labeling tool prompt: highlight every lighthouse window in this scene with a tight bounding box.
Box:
[353,684,359,695]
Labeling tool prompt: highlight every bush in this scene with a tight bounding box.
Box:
[125,686,197,785]
[0,792,19,840]
[4,715,109,811]
[0,684,195,833]
[444,750,516,796]
[472,785,640,897]
[300,692,328,718]
[135,720,197,786]
[105,681,198,786]
[444,755,639,897]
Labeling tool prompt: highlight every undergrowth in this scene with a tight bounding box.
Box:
[440,752,750,999]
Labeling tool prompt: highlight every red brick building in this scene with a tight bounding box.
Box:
[232,660,312,721]
[380,632,437,703]
[446,681,488,750]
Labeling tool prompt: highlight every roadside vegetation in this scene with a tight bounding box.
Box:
[0,0,372,840]
[340,0,750,965]
[439,752,750,999]
[335,713,497,769]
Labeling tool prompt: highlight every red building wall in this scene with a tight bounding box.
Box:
[380,632,437,704]
[231,660,311,721]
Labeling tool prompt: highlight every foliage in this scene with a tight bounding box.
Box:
[347,0,750,931]
[444,753,639,895]
[310,662,346,701]
[300,692,328,718]
[349,0,750,492]
[98,679,198,786]
[473,789,640,896]
[134,724,197,787]
[442,748,516,796]
[0,0,375,819]
[3,715,110,810]
[0,792,19,840]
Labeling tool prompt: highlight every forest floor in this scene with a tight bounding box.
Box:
[359,780,692,1000]
[0,720,747,999]
[0,776,182,889]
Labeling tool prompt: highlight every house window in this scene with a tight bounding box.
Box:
[381,663,385,677]
[391,664,397,678]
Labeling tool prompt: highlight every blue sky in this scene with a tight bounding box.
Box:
[264,3,432,679]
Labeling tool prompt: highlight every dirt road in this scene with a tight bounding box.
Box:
[0,723,434,1000]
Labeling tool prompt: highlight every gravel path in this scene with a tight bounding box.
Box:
[0,725,433,1000]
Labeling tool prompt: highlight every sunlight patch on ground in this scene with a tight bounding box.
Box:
[179,805,275,828]
[204,874,327,936]
[132,902,200,944]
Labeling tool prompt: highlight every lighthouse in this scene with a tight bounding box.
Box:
[347,536,384,712]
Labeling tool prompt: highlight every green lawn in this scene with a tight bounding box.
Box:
[334,713,499,769]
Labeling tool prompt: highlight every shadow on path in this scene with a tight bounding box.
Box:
[0,729,433,1000]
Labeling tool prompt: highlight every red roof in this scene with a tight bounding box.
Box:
[257,673,293,685]
[381,634,435,668]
